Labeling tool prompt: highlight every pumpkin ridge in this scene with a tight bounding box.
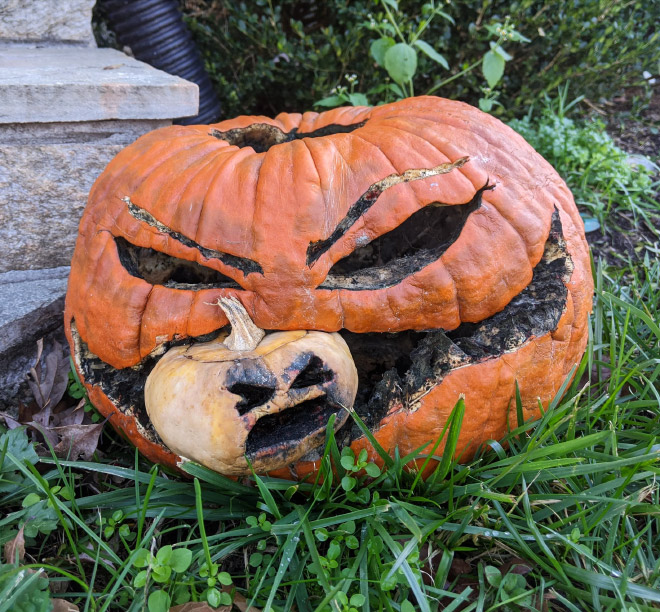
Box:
[123,197,263,275]
[177,148,245,249]
[195,149,264,260]
[146,146,240,242]
[102,138,223,244]
[299,137,326,233]
[130,140,230,226]
[370,118,485,198]
[109,136,217,205]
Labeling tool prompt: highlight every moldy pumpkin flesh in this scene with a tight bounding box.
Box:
[65,96,592,477]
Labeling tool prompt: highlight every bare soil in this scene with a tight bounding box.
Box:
[584,86,660,265]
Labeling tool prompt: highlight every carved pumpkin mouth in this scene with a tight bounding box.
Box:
[70,210,571,472]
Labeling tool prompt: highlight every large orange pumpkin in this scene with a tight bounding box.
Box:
[65,96,592,478]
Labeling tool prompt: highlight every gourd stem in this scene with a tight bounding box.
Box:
[215,297,265,352]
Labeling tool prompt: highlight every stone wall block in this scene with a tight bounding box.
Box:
[0,0,97,46]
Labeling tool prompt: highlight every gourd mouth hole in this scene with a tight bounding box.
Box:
[245,396,342,458]
[209,121,366,154]
[71,211,571,462]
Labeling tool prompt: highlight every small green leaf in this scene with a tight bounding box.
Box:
[132,549,151,568]
[148,590,171,612]
[482,50,505,87]
[217,571,233,586]
[382,0,398,10]
[370,37,396,66]
[249,552,263,567]
[341,475,357,491]
[348,93,369,107]
[484,564,502,587]
[384,43,418,85]
[151,564,172,583]
[170,548,193,573]
[315,528,329,542]
[22,493,41,508]
[401,601,416,612]
[350,594,366,607]
[413,40,449,69]
[380,567,398,591]
[156,545,172,565]
[133,570,148,588]
[340,455,355,470]
[327,540,342,561]
[479,97,495,112]
[365,463,381,477]
[246,515,258,527]
[206,588,222,608]
[489,41,512,61]
[314,95,344,108]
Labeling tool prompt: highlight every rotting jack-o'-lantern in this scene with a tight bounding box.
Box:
[64,96,592,479]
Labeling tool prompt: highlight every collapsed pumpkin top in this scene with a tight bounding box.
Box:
[68,96,589,370]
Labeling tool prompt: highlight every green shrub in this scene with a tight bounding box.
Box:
[509,87,658,232]
[180,0,660,118]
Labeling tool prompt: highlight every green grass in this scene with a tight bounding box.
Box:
[1,256,659,611]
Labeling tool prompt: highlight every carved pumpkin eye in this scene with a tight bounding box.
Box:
[115,237,242,289]
[320,183,489,290]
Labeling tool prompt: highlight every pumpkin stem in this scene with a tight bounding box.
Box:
[214,297,265,352]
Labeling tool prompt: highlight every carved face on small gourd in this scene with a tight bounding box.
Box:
[65,96,592,478]
[144,298,358,475]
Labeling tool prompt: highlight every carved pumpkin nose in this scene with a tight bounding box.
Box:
[144,298,358,475]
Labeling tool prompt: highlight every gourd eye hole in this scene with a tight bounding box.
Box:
[228,383,276,415]
[291,356,333,389]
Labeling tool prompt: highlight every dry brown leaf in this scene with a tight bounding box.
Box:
[51,600,80,612]
[4,526,25,563]
[232,591,260,612]
[27,340,69,413]
[52,423,105,461]
[53,399,86,427]
[169,590,260,612]
[169,604,226,612]
[499,557,533,575]
[0,412,22,430]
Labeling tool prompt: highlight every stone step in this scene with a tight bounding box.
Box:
[0,47,199,123]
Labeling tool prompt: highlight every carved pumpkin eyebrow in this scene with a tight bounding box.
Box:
[122,196,263,275]
[306,156,470,267]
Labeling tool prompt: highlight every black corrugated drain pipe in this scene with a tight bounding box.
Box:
[100,0,221,125]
